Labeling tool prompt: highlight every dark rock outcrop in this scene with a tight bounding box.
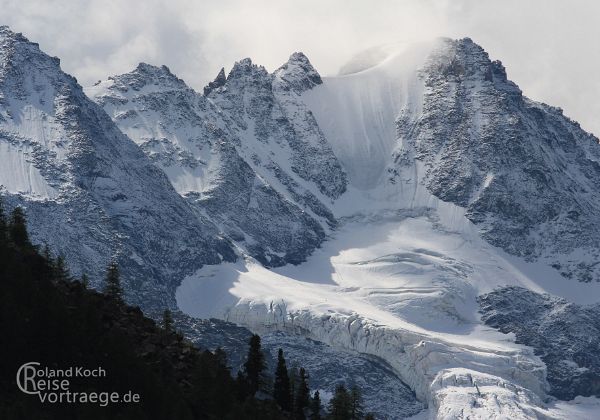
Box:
[478,286,600,400]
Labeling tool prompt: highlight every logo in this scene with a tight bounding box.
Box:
[16,361,42,395]
[16,362,140,405]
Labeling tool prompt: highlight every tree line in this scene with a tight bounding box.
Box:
[239,333,376,420]
[0,198,377,420]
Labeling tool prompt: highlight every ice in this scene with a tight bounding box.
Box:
[178,205,600,417]
[176,40,600,418]
[546,396,600,420]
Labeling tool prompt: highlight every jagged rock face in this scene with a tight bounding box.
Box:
[479,287,600,400]
[203,67,226,96]
[90,55,346,266]
[273,51,322,93]
[173,39,600,419]
[0,27,234,308]
[395,38,600,281]
[205,55,347,201]
[5,26,600,419]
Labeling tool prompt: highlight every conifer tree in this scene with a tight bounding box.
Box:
[162,308,173,333]
[0,196,7,244]
[243,334,266,395]
[294,367,310,419]
[214,347,228,370]
[235,370,248,400]
[53,254,71,282]
[273,348,292,411]
[309,390,322,420]
[81,273,90,288]
[103,260,123,301]
[327,384,351,420]
[9,206,29,247]
[349,386,363,420]
[289,364,299,409]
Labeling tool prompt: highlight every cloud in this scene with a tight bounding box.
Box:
[2,0,600,135]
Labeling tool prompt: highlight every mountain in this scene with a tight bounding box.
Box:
[88,54,346,267]
[394,38,600,282]
[3,25,600,419]
[167,40,599,418]
[479,286,600,401]
[0,26,234,308]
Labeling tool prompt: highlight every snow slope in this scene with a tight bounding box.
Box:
[303,41,431,190]
[4,23,599,418]
[176,39,600,419]
[0,26,234,308]
[88,56,346,267]
[178,205,600,418]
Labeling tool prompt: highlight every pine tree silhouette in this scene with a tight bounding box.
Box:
[349,385,364,420]
[214,347,228,371]
[309,390,322,420]
[289,365,299,413]
[294,367,310,419]
[273,348,292,411]
[328,384,351,420]
[103,260,123,301]
[9,207,29,247]
[81,273,89,288]
[243,334,266,395]
[53,254,71,282]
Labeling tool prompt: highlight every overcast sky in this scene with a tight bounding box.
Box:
[3,0,600,135]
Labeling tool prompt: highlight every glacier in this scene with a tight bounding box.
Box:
[2,23,600,418]
[170,314,424,418]
[171,39,600,418]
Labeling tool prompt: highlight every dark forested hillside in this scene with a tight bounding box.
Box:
[0,199,283,420]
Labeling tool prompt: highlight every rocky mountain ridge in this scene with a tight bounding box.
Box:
[394,38,600,281]
[89,52,346,267]
[3,25,600,419]
[0,26,234,308]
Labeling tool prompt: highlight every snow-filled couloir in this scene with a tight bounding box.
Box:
[3,23,600,418]
[173,39,600,419]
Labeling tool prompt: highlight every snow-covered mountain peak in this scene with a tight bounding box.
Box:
[4,26,600,418]
[0,25,46,59]
[0,25,20,39]
[174,37,600,417]
[0,26,234,307]
[423,37,520,95]
[0,25,73,107]
[94,62,189,99]
[273,51,322,94]
[227,57,269,81]
[90,48,347,268]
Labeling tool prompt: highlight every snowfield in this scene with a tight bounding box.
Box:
[177,200,600,418]
[3,23,598,418]
[176,41,600,419]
